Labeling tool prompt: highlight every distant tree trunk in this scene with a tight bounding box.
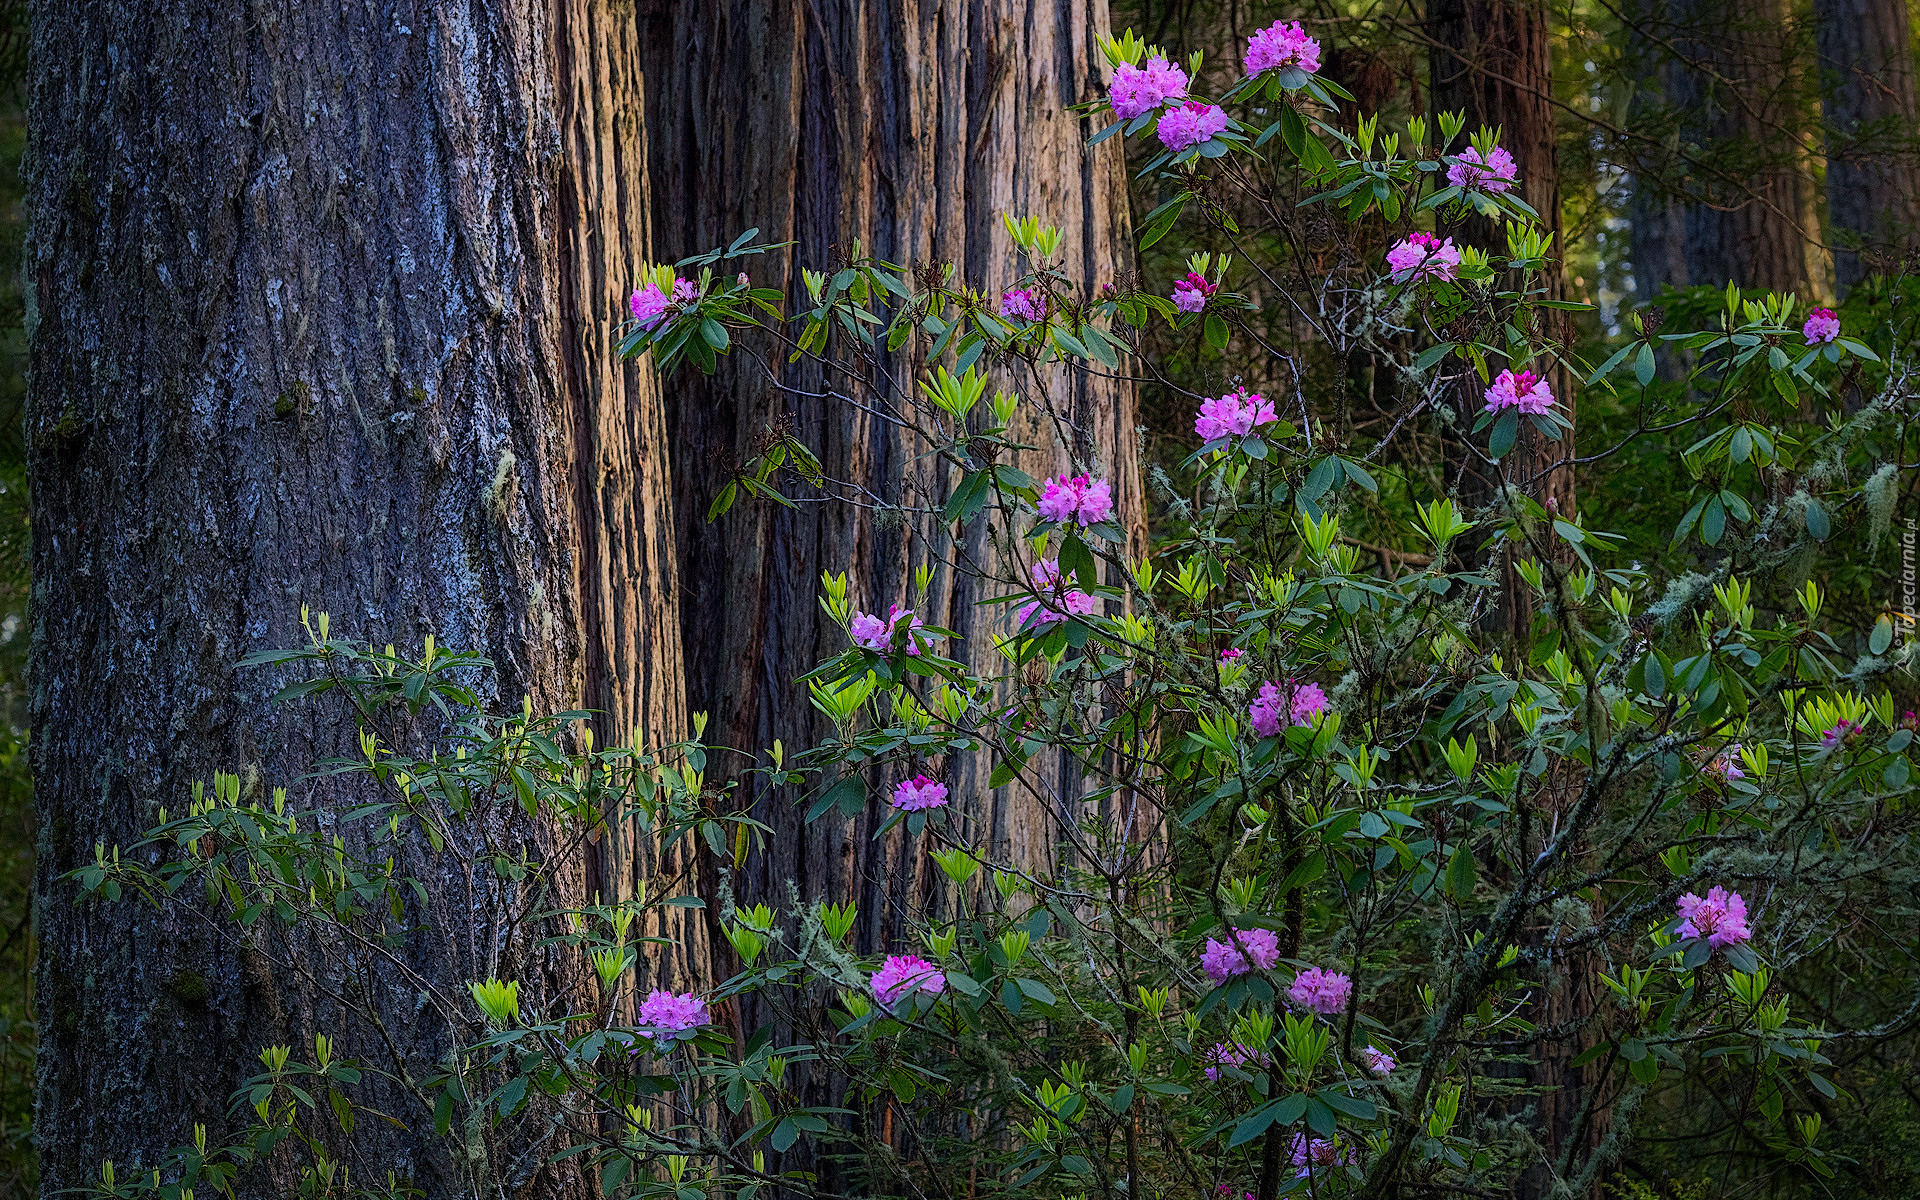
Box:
[1815,0,1920,294]
[1664,0,1826,292]
[1429,6,1602,1196]
[28,1,680,1194]
[642,0,1139,1180]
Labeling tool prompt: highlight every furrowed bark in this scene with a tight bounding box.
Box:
[1815,0,1920,294]
[28,0,678,1192]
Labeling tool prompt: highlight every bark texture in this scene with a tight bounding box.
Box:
[1815,0,1920,294]
[641,0,1139,1178]
[28,0,679,1192]
[1429,6,1602,1195]
[1632,0,1826,294]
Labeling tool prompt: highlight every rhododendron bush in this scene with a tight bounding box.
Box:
[69,21,1919,1200]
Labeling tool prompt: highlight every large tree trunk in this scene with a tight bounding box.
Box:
[1428,0,1576,621]
[1650,0,1827,292]
[28,1,679,1193]
[641,0,1139,1181]
[1428,6,1603,1196]
[1815,0,1920,295]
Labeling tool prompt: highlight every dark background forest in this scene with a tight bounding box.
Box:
[0,0,1914,1193]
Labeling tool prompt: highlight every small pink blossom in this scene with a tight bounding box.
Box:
[1036,473,1115,526]
[1483,368,1555,415]
[1447,144,1518,193]
[671,278,699,303]
[1359,1046,1396,1075]
[1676,886,1752,949]
[871,954,945,1006]
[1172,271,1217,313]
[1204,1041,1268,1081]
[850,604,927,655]
[1705,744,1745,782]
[1248,679,1329,737]
[1015,559,1099,628]
[1110,55,1190,119]
[1193,389,1279,441]
[1157,102,1229,152]
[1244,20,1322,77]
[1201,927,1282,983]
[630,283,672,329]
[890,774,949,812]
[1288,1133,1354,1176]
[1002,287,1047,323]
[1821,719,1861,749]
[1386,233,1461,283]
[1288,966,1353,1015]
[1803,308,1841,344]
[1220,647,1244,662]
[636,990,708,1044]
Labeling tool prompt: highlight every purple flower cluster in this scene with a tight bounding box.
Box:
[1676,886,1752,948]
[851,604,927,655]
[1157,102,1229,152]
[1483,368,1555,415]
[1193,389,1279,441]
[1110,55,1190,119]
[1015,559,1101,628]
[1386,232,1461,283]
[1288,966,1353,1015]
[1248,679,1328,737]
[1244,20,1322,77]
[1172,271,1218,312]
[890,774,949,812]
[1200,927,1282,983]
[1002,287,1047,323]
[637,989,708,1044]
[871,954,945,1006]
[1447,144,1518,193]
[1036,474,1116,526]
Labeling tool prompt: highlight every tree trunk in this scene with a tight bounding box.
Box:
[1666,0,1826,293]
[641,0,1139,1181]
[1428,0,1576,624]
[1428,6,1602,1196]
[1815,0,1920,295]
[28,1,679,1193]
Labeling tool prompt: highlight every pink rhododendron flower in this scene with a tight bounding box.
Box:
[891,774,949,812]
[1109,55,1189,119]
[1289,1133,1354,1176]
[630,282,672,329]
[1288,966,1353,1015]
[1705,743,1745,782]
[636,990,708,1043]
[1172,271,1218,312]
[671,278,699,303]
[1204,1041,1268,1081]
[1220,647,1243,662]
[1244,20,1321,77]
[1483,368,1555,415]
[1802,307,1841,343]
[1002,287,1047,322]
[850,604,927,655]
[1359,1045,1396,1075]
[1676,886,1752,948]
[1036,473,1116,526]
[1201,927,1282,983]
[1014,559,1099,627]
[1822,719,1861,749]
[1447,144,1518,193]
[871,954,945,1006]
[1194,389,1279,441]
[1157,102,1229,152]
[1248,679,1329,736]
[1386,232,1462,282]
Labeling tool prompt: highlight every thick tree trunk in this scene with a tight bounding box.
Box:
[1662,0,1826,292]
[1815,0,1920,294]
[1428,0,1576,621]
[1429,6,1602,1196]
[28,1,679,1193]
[641,0,1138,1181]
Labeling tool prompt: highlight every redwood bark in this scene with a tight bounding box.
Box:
[1815,0,1920,294]
[28,0,678,1193]
[644,0,1138,952]
[641,0,1139,1178]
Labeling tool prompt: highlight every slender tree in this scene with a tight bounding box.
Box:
[1815,0,1920,294]
[27,0,680,1191]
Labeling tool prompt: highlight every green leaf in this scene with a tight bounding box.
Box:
[1487,409,1519,460]
[1872,616,1894,655]
[1446,844,1477,899]
[1414,342,1455,371]
[1805,498,1830,541]
[1204,313,1230,350]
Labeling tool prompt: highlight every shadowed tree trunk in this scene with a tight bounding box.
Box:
[642,0,1139,1184]
[1815,0,1920,294]
[1429,5,1604,1196]
[28,0,680,1193]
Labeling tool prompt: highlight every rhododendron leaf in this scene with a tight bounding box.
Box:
[1836,337,1878,361]
[1052,329,1090,360]
[1304,1096,1338,1136]
[999,979,1022,1014]
[1319,1089,1376,1120]
[1415,342,1455,372]
[1633,343,1656,387]
[1804,499,1830,541]
[1722,943,1760,974]
[1700,497,1726,545]
[1088,119,1125,147]
[1204,313,1230,349]
[1487,410,1519,460]
[1680,939,1711,970]
[1446,844,1476,898]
